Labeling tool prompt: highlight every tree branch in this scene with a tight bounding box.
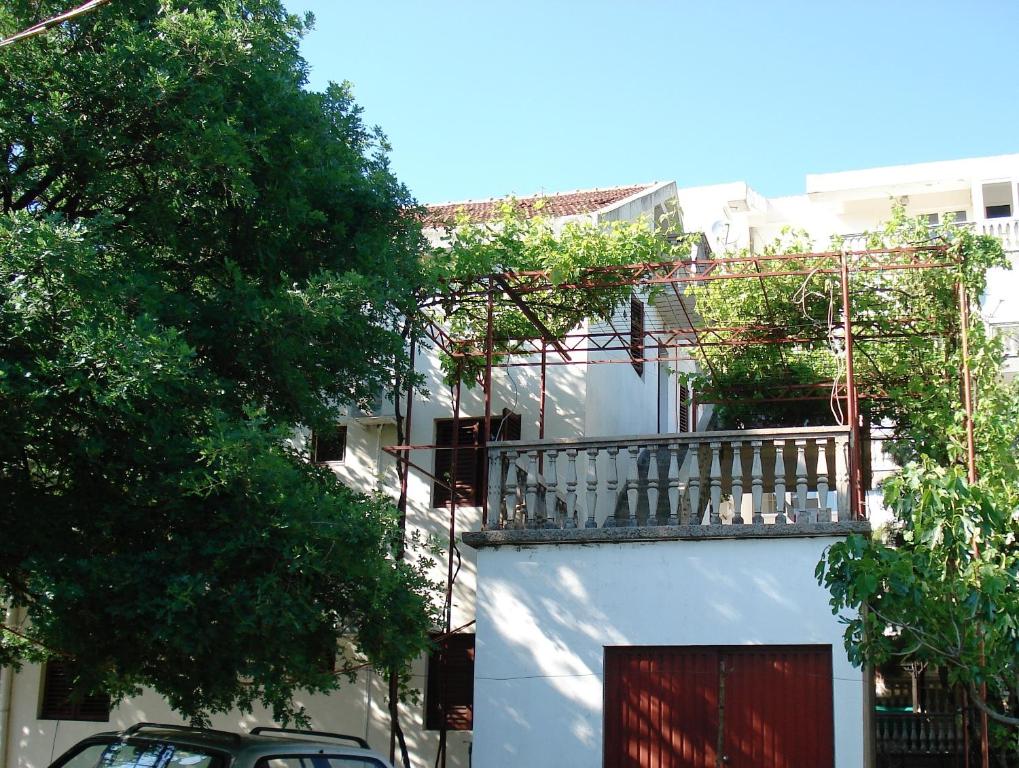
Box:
[967,682,1019,728]
[0,0,113,48]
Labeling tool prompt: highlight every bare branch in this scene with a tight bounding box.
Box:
[0,0,113,49]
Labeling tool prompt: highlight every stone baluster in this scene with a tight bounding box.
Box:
[835,434,850,521]
[708,441,722,525]
[564,449,578,529]
[750,440,764,524]
[646,447,660,526]
[487,449,502,531]
[687,443,701,524]
[816,439,831,522]
[625,445,640,527]
[544,449,559,528]
[504,449,519,529]
[667,443,680,525]
[730,441,744,524]
[604,446,620,527]
[795,439,811,523]
[585,447,600,529]
[774,441,787,524]
[525,450,539,528]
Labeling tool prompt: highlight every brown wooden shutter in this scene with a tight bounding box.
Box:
[434,414,521,508]
[678,383,690,433]
[630,296,645,377]
[433,419,483,508]
[426,633,475,731]
[39,661,111,722]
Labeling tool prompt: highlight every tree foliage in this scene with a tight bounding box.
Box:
[820,463,1019,740]
[0,0,435,724]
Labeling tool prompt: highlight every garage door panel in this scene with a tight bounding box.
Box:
[604,646,833,768]
[722,647,834,768]
[605,647,719,768]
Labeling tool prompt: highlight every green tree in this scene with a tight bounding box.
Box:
[0,0,435,724]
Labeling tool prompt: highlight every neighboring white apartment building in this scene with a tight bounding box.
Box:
[2,154,1017,768]
[677,153,1019,379]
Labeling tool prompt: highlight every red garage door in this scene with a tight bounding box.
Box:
[604,646,834,768]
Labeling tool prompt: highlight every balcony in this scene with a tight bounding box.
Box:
[480,426,857,537]
[976,217,1019,252]
[840,218,1019,254]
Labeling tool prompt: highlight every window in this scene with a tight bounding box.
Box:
[925,211,966,226]
[38,661,110,721]
[678,382,691,433]
[426,633,475,731]
[51,741,223,768]
[259,758,385,768]
[433,414,520,508]
[629,295,645,377]
[313,425,347,463]
[982,181,1013,219]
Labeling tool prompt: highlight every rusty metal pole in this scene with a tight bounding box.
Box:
[539,344,547,440]
[958,280,989,768]
[840,249,862,519]
[958,281,978,485]
[437,364,463,768]
[445,365,463,634]
[390,333,416,767]
[481,280,495,529]
[538,343,547,481]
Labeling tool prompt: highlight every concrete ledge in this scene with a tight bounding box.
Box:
[462,521,871,549]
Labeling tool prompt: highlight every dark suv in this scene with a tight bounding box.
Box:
[48,723,395,768]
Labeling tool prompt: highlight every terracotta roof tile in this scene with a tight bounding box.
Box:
[423,184,655,227]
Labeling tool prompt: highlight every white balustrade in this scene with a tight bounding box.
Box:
[485,426,853,530]
[978,217,1019,252]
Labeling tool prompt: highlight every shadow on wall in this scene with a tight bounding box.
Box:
[473,539,845,763]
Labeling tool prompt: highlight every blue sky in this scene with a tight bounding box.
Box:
[286,1,1018,205]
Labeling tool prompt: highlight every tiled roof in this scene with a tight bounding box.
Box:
[423,184,655,227]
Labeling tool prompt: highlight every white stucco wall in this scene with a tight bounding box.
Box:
[470,535,865,768]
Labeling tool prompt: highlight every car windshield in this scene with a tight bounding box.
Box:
[53,739,224,768]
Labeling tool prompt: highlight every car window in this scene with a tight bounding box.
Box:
[102,743,220,768]
[260,757,386,768]
[53,741,223,768]
[58,743,109,768]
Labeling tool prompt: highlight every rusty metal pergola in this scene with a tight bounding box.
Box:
[382,240,983,768]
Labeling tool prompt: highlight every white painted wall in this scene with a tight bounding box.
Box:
[471,535,865,768]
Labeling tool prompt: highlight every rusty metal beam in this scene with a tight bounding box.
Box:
[492,273,572,361]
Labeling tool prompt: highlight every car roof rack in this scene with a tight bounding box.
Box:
[121,723,243,743]
[248,727,369,750]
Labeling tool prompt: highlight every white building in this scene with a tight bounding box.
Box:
[3,154,1016,768]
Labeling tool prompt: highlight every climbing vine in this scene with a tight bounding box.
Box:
[419,199,692,384]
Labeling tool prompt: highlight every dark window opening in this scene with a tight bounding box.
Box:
[433,414,520,508]
[629,296,645,377]
[39,661,111,722]
[313,425,347,463]
[426,633,475,731]
[986,203,1012,219]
